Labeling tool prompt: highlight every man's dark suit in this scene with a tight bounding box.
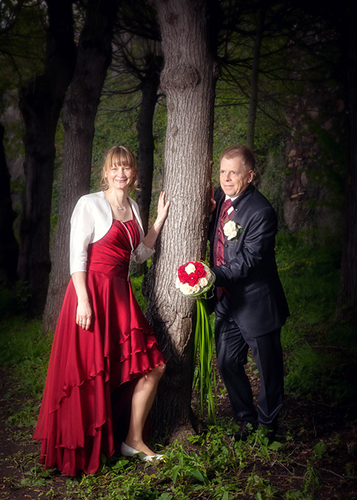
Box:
[209,184,289,430]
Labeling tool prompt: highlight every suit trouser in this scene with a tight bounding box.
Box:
[215,298,284,428]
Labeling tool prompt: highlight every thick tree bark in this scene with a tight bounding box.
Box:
[0,124,19,286]
[43,0,118,333]
[17,0,75,315]
[144,0,218,439]
[337,0,357,322]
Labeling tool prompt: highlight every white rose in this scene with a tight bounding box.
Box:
[175,277,182,288]
[198,277,208,288]
[180,283,194,295]
[224,220,240,240]
[185,263,196,274]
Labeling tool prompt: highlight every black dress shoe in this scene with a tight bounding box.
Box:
[234,423,257,442]
[259,421,278,444]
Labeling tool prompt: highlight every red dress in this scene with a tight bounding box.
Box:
[33,219,165,476]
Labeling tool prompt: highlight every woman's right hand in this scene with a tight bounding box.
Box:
[72,272,92,330]
[76,298,92,330]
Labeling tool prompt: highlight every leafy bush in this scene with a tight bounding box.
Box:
[276,232,357,406]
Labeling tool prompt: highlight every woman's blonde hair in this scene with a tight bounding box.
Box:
[101,145,139,191]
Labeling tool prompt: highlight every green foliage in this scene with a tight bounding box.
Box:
[0,0,45,97]
[131,273,147,312]
[276,232,357,407]
[0,313,50,400]
[212,81,284,190]
[259,138,287,226]
[93,93,140,178]
[0,0,45,171]
[0,281,33,316]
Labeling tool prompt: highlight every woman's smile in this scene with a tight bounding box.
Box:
[106,164,135,190]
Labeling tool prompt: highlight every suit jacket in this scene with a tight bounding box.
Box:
[209,184,289,338]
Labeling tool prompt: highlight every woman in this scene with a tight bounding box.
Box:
[34,146,169,476]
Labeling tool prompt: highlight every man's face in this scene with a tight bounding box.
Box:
[220,156,253,198]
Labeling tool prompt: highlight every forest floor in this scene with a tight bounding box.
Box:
[0,364,356,500]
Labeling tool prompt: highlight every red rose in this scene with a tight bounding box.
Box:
[187,273,199,286]
[178,270,188,283]
[196,267,206,278]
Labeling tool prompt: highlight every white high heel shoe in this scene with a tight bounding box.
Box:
[120,442,164,462]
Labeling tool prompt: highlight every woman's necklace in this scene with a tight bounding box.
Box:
[105,191,128,212]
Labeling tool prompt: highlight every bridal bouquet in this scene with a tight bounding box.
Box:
[175,260,216,420]
[175,261,215,297]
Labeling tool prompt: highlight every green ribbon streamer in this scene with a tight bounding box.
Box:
[193,296,217,421]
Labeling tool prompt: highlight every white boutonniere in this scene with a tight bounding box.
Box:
[223,220,243,240]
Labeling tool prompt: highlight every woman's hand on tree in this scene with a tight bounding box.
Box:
[155,191,170,227]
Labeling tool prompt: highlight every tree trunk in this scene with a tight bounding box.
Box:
[144,0,218,439]
[42,0,118,333]
[17,0,75,315]
[337,0,357,322]
[0,124,19,286]
[246,5,266,152]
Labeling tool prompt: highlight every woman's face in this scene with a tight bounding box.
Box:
[104,162,135,191]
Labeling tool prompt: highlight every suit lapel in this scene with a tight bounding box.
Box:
[231,185,254,223]
[214,191,225,229]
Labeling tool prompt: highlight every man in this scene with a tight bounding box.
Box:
[209,144,289,441]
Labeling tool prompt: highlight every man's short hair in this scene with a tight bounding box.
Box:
[219,145,255,171]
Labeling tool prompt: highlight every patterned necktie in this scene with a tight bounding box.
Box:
[220,198,232,222]
[215,198,232,300]
[215,198,232,267]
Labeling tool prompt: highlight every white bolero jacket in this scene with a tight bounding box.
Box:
[70,191,154,275]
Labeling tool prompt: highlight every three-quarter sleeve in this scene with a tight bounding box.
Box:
[70,197,95,275]
[129,198,155,264]
[132,242,155,264]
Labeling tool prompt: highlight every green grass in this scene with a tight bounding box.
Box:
[0,313,50,401]
[23,425,325,499]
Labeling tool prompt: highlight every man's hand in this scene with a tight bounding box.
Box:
[209,184,216,214]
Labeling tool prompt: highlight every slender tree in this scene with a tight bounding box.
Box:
[108,29,163,234]
[17,0,76,315]
[43,0,118,332]
[144,0,219,438]
[135,52,163,234]
[337,0,357,321]
[0,124,18,286]
[246,3,266,151]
